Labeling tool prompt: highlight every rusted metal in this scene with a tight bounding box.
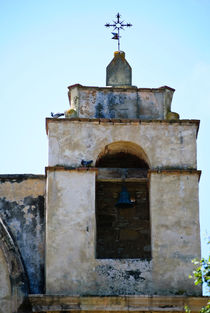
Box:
[105,13,132,51]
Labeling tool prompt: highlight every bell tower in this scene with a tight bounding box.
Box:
[0,12,208,313]
[45,48,201,298]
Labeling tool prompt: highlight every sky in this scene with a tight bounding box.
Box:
[0,0,209,272]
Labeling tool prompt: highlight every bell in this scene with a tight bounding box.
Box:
[115,185,133,208]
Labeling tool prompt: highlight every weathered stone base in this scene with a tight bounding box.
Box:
[28,295,209,313]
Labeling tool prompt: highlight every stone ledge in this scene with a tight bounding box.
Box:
[46,118,200,135]
[148,169,201,181]
[28,295,209,313]
[67,84,175,92]
[45,166,98,176]
[45,168,202,181]
[0,174,45,182]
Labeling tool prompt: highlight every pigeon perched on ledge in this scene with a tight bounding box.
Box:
[81,159,93,167]
[51,112,64,118]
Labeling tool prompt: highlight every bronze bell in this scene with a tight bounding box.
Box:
[115,185,133,208]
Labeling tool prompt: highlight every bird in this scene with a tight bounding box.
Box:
[81,159,93,167]
[51,112,64,118]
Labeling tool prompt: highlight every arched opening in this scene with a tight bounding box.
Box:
[96,152,148,168]
[96,142,151,259]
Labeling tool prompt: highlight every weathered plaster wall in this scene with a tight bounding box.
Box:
[46,169,153,295]
[68,86,174,120]
[46,170,96,294]
[150,171,201,295]
[46,118,201,296]
[138,88,173,120]
[45,168,201,296]
[47,120,198,170]
[0,175,45,294]
[0,248,11,313]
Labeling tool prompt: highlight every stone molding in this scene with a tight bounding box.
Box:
[67,84,176,92]
[45,167,201,180]
[28,295,209,313]
[45,166,98,176]
[148,169,202,181]
[46,118,200,136]
[0,174,45,182]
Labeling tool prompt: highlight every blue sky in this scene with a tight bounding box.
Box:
[0,0,209,268]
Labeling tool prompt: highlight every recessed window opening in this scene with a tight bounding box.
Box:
[96,147,151,259]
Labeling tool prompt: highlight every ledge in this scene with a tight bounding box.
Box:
[46,118,200,135]
[45,166,98,176]
[28,295,209,313]
[0,174,45,183]
[45,168,202,181]
[67,83,176,92]
[148,169,201,181]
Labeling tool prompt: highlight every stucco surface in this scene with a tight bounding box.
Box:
[0,248,11,313]
[68,86,174,120]
[0,177,44,202]
[0,176,45,293]
[46,170,96,294]
[48,120,197,170]
[46,170,153,295]
[150,172,201,295]
[45,168,201,296]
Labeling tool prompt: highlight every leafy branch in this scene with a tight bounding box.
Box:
[186,242,210,313]
[189,256,210,288]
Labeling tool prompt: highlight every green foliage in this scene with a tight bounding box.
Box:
[190,255,210,289]
[186,242,210,313]
[200,304,210,313]
[184,304,191,313]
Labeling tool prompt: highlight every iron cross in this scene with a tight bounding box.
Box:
[105,13,132,51]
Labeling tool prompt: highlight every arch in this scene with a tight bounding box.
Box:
[0,218,29,312]
[95,141,150,168]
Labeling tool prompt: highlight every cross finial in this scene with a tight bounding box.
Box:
[105,13,132,51]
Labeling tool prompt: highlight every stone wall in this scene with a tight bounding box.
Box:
[45,118,201,296]
[28,295,210,313]
[150,171,201,295]
[45,167,201,296]
[68,85,175,120]
[47,119,198,170]
[0,175,45,294]
[45,168,153,295]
